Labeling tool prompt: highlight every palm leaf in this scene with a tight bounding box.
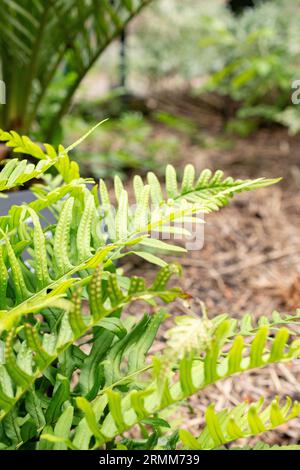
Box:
[0,0,152,135]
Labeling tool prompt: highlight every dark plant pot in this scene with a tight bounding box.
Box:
[1,190,54,226]
[1,190,36,215]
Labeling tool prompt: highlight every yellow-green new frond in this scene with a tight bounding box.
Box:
[0,129,80,188]
[67,311,300,448]
[100,164,280,244]
[180,396,300,450]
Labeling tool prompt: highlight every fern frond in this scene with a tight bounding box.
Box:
[0,126,104,187]
[215,309,300,339]
[166,165,280,202]
[0,161,278,332]
[0,158,56,192]
[66,312,300,448]
[0,265,182,421]
[100,164,279,244]
[179,396,300,450]
[0,123,107,189]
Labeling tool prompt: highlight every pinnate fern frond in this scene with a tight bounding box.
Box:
[0,123,107,190]
[0,149,278,333]
[52,311,300,449]
[179,396,300,449]
[165,165,280,202]
[100,165,279,245]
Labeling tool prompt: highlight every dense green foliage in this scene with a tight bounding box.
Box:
[0,128,299,450]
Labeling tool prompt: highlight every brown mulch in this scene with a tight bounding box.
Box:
[120,93,300,446]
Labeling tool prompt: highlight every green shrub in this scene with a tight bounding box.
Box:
[198,0,300,133]
[128,0,210,83]
[1,127,299,450]
[128,0,300,134]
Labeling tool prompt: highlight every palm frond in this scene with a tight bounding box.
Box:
[0,0,152,135]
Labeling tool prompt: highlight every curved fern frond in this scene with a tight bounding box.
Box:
[0,159,278,332]
[100,164,280,244]
[179,396,300,450]
[0,124,107,189]
[0,158,57,192]
[66,313,300,448]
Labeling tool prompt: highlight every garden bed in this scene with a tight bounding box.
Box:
[119,102,300,446]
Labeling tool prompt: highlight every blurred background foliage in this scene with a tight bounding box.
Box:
[63,0,300,177]
[1,0,300,178]
[126,0,300,132]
